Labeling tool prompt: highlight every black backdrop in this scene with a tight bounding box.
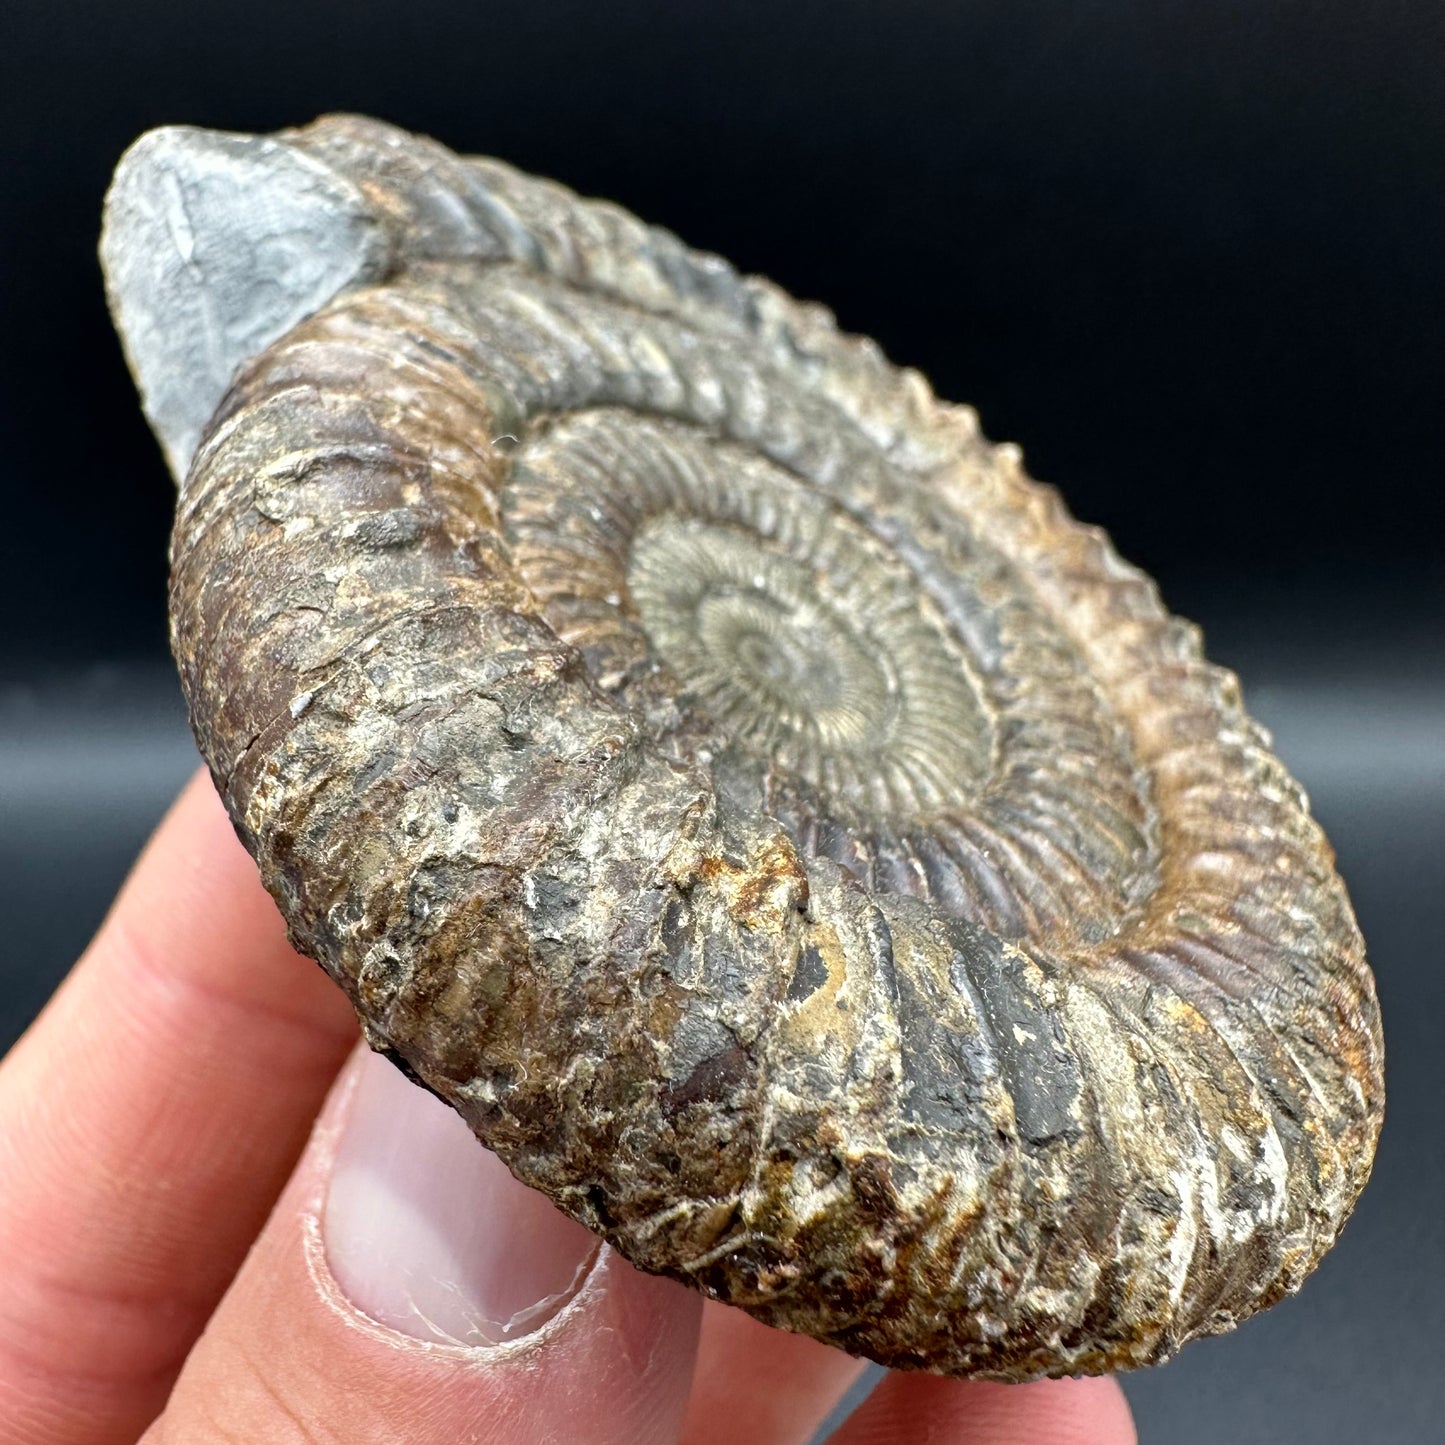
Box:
[2,0,1441,662]
[1,3,1441,1442]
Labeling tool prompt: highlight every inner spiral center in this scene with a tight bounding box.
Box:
[629,516,897,761]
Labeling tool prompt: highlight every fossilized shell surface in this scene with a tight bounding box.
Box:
[101,115,1384,1380]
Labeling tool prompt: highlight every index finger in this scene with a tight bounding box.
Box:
[0,768,358,1444]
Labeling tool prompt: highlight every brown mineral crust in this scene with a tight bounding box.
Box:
[104,113,1385,1381]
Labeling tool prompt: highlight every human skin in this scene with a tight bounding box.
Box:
[0,769,1136,1444]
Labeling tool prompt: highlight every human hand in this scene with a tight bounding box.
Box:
[0,770,1137,1444]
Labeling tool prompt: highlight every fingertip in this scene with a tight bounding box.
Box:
[830,1369,1137,1445]
[1025,1376,1139,1445]
[681,1304,867,1445]
[153,1048,705,1445]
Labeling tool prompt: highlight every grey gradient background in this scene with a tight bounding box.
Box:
[2,2,1441,1440]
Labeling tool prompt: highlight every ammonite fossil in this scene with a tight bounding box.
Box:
[100,116,1384,1381]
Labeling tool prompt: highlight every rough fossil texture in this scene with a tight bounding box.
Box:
[101,115,1384,1380]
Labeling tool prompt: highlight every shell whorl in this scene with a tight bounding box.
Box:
[102,115,1383,1380]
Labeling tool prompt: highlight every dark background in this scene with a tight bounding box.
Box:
[1,3,1441,1441]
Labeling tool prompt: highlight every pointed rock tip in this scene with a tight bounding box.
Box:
[100,124,389,479]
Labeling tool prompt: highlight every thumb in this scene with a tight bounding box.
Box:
[146,1045,703,1445]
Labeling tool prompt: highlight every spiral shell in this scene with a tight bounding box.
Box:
[101,115,1383,1380]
